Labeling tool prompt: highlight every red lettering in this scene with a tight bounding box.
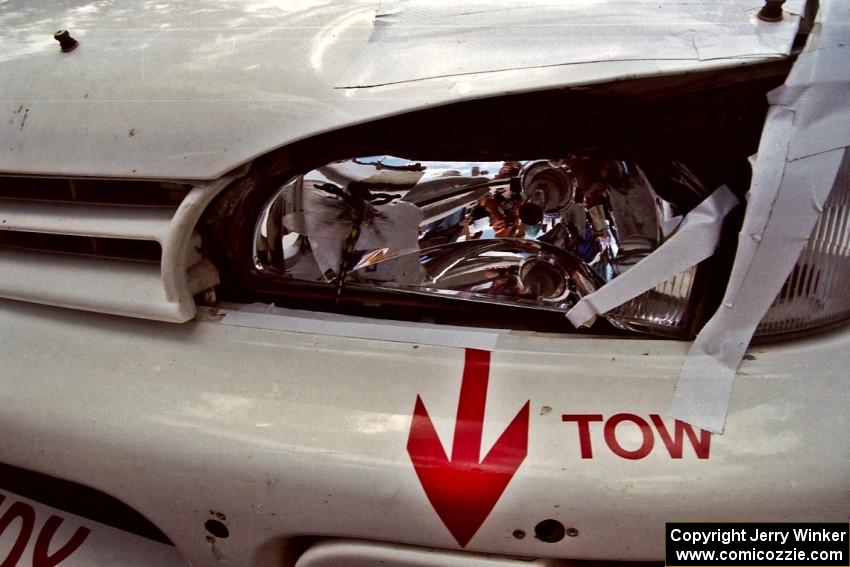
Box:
[0,501,35,567]
[604,413,654,460]
[650,414,711,459]
[32,515,90,567]
[562,414,603,458]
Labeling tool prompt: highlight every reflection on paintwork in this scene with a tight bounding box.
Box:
[310,5,375,71]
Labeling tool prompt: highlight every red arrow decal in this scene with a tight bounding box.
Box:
[407,348,530,547]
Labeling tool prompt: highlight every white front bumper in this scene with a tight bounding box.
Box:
[0,299,847,566]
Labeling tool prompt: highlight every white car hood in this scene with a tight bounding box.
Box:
[0,0,803,180]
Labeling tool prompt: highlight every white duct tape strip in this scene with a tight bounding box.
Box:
[566,185,739,328]
[671,0,850,433]
[220,303,506,350]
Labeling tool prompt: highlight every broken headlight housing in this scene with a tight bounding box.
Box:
[249,152,724,338]
[203,67,850,341]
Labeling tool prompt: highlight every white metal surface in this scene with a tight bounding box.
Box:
[0,489,186,567]
[0,198,173,241]
[0,249,180,320]
[340,0,803,87]
[0,0,802,180]
[0,298,847,566]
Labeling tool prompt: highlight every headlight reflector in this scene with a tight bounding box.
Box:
[756,151,850,337]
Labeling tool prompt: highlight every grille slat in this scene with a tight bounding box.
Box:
[0,175,227,322]
[0,177,190,206]
[0,197,174,242]
[0,248,180,320]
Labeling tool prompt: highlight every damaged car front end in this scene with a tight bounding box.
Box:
[1,0,849,565]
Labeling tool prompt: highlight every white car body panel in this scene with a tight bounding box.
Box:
[2,1,849,566]
[1,299,848,566]
[1,0,802,180]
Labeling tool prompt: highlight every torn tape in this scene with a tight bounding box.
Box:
[566,185,738,328]
[670,0,850,434]
[671,149,845,433]
[767,0,850,163]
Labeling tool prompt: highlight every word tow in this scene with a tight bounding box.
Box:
[563,413,711,459]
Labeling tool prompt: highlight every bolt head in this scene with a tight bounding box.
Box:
[54,29,79,52]
[758,0,785,21]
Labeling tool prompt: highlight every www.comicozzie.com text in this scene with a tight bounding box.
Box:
[670,527,848,546]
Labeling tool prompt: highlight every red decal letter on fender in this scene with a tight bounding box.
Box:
[32,515,90,567]
[0,501,35,567]
[650,415,711,459]
[604,413,654,460]
[562,414,603,458]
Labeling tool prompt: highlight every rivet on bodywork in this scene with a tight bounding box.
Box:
[54,29,79,52]
[757,0,785,22]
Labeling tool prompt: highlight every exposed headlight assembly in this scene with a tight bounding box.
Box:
[250,152,728,338]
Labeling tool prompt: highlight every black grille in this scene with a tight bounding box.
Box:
[0,231,162,263]
[0,176,191,206]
